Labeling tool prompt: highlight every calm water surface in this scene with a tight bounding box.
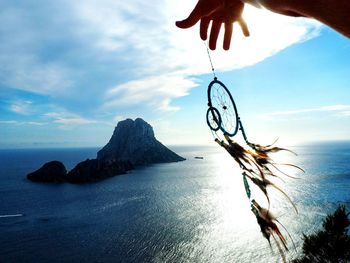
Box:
[0,143,349,262]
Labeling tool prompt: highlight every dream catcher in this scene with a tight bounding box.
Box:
[204,44,303,262]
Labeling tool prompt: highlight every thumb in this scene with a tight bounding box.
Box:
[175,3,202,28]
[238,17,250,37]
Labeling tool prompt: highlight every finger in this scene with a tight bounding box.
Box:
[223,22,233,50]
[175,2,202,28]
[200,17,210,40]
[209,20,222,50]
[238,18,250,37]
[280,10,305,17]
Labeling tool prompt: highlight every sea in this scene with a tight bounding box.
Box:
[0,142,349,263]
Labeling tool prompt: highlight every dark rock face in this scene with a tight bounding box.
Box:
[97,118,185,166]
[27,161,67,183]
[66,159,133,183]
[27,118,184,184]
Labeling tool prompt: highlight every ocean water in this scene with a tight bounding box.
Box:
[0,143,349,263]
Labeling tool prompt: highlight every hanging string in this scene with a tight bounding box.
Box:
[203,41,216,79]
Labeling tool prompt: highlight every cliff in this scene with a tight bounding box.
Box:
[97,118,185,165]
[27,118,185,183]
[66,158,133,183]
[27,161,67,183]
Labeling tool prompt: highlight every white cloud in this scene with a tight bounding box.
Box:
[0,3,75,95]
[113,115,125,123]
[104,74,198,111]
[340,111,350,117]
[321,105,350,111]
[166,5,322,74]
[0,120,18,124]
[261,104,350,120]
[0,120,46,125]
[53,117,94,125]
[101,3,322,112]
[9,100,33,115]
[0,54,74,95]
[26,121,46,126]
[0,0,322,114]
[44,112,96,126]
[70,0,138,51]
[3,103,97,126]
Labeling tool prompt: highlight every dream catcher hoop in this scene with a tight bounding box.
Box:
[207,78,239,136]
[203,42,303,263]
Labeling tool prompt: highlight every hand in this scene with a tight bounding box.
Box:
[176,0,250,50]
[255,0,304,17]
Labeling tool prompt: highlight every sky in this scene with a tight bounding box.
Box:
[0,0,349,148]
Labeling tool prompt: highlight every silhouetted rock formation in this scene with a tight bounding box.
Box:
[27,161,67,183]
[66,158,133,183]
[27,118,185,183]
[97,118,185,165]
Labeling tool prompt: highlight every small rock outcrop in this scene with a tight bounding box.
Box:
[27,161,67,183]
[97,118,185,165]
[66,159,133,183]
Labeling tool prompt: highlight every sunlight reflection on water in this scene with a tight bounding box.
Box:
[150,148,300,263]
[152,145,337,263]
[0,144,348,263]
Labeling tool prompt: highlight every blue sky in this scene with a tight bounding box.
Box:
[0,1,349,148]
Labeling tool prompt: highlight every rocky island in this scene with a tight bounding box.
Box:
[27,118,185,183]
[97,118,185,165]
[27,161,67,183]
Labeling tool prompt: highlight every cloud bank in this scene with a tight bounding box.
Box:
[0,0,322,120]
[261,105,350,121]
